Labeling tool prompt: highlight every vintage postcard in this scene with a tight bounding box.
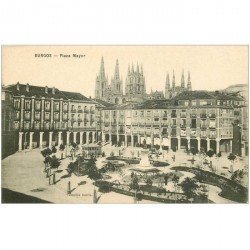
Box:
[1,45,248,204]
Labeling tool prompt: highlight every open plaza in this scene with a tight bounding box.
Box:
[2,142,248,204]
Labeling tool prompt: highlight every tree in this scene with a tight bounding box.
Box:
[44,156,51,172]
[51,146,57,154]
[228,153,236,173]
[67,162,76,175]
[59,144,65,159]
[41,148,52,158]
[206,150,215,169]
[85,157,102,180]
[172,174,180,202]
[179,177,199,199]
[49,156,61,171]
[130,174,140,191]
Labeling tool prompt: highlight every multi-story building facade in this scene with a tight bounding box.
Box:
[3,83,101,152]
[2,87,18,158]
[101,91,247,155]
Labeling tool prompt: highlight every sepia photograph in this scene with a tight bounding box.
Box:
[1,45,249,204]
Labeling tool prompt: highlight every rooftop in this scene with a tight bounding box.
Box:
[4,83,94,102]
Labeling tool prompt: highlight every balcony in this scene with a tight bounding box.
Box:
[180,113,186,118]
[209,135,217,139]
[90,109,95,114]
[24,116,31,121]
[71,118,76,122]
[77,118,83,122]
[200,114,207,119]
[200,125,207,129]
[45,106,51,111]
[200,134,207,138]
[209,126,216,130]
[54,106,60,112]
[35,105,41,111]
[62,116,68,121]
[208,114,216,119]
[34,116,41,121]
[78,109,83,113]
[24,105,31,110]
[171,124,177,128]
[84,109,89,113]
[84,118,89,123]
[171,113,177,118]
[71,109,77,113]
[180,124,186,128]
[190,114,197,118]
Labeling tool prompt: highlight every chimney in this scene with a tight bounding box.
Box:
[45,86,48,94]
[16,82,20,91]
[52,87,55,95]
[26,83,30,92]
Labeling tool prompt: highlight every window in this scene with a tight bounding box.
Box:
[25,100,31,109]
[14,99,20,109]
[191,119,196,128]
[192,101,197,106]
[154,117,159,122]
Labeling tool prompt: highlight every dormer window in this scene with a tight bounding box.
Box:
[26,83,30,92]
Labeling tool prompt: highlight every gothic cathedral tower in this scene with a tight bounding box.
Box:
[111,59,123,95]
[125,63,146,102]
[95,57,108,99]
[165,72,170,99]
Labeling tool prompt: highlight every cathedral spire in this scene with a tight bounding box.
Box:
[137,63,139,73]
[181,69,185,88]
[165,72,170,99]
[187,71,192,91]
[114,59,120,80]
[131,64,134,73]
[99,56,106,79]
[172,70,176,89]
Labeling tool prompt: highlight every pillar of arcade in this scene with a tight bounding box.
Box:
[86,132,89,144]
[58,131,62,146]
[207,138,210,151]
[216,138,220,154]
[80,132,83,145]
[66,131,70,145]
[29,132,34,150]
[177,136,181,151]
[197,137,201,151]
[18,132,23,151]
[39,132,44,149]
[49,131,53,148]
[73,132,77,143]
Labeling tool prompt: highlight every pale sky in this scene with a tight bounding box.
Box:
[2,46,248,98]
